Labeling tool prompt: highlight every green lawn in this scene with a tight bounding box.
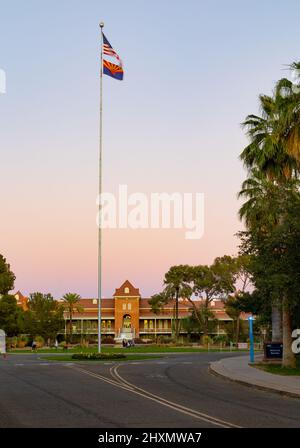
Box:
[253,359,300,376]
[40,354,160,362]
[9,345,251,354]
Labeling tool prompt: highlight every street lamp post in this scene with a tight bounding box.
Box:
[248,316,255,363]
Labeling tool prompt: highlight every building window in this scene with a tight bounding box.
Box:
[164,320,169,329]
[122,303,126,311]
[128,303,131,311]
[149,320,153,330]
[124,287,129,293]
[107,320,111,329]
[144,320,148,330]
[102,320,106,328]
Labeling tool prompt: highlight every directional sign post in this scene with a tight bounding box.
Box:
[248,316,255,363]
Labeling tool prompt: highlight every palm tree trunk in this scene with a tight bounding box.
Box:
[272,305,282,342]
[69,309,73,344]
[282,298,296,368]
[175,289,179,341]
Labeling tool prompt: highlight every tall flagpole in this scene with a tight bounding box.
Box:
[98,22,104,354]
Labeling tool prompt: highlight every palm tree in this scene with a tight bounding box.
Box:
[240,64,300,367]
[241,95,298,181]
[240,85,299,349]
[163,265,192,341]
[275,62,300,162]
[238,169,289,343]
[238,169,300,367]
[62,293,82,344]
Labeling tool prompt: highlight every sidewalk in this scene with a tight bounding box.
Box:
[210,355,300,398]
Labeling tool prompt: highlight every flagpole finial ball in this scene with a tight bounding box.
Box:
[99,22,104,28]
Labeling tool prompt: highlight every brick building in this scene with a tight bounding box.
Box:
[15,280,250,340]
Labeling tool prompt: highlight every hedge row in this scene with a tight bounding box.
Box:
[72,352,126,360]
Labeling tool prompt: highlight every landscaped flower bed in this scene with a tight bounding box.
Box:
[72,352,126,360]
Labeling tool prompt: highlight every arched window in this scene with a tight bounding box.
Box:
[144,319,148,330]
[123,314,131,329]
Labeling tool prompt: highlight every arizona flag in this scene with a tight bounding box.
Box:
[102,32,124,81]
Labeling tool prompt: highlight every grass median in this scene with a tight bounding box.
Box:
[40,354,161,362]
[9,345,250,354]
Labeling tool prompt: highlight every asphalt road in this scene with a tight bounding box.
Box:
[0,352,300,428]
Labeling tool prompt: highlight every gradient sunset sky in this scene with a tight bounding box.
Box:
[1,0,300,298]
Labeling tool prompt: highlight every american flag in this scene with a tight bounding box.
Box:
[102,32,122,65]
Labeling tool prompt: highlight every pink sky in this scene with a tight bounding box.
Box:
[1,1,298,298]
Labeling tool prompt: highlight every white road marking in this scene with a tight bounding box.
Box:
[112,364,242,429]
[70,364,241,428]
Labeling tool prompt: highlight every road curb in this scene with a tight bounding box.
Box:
[209,360,300,400]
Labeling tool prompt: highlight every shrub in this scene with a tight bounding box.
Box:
[202,335,214,346]
[133,338,146,344]
[35,336,44,348]
[213,335,228,345]
[72,352,126,361]
[157,335,175,344]
[102,337,115,344]
[17,335,28,348]
[80,339,89,348]
[8,336,18,349]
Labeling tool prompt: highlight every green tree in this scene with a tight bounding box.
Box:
[0,255,16,295]
[239,185,300,368]
[62,293,82,343]
[24,293,64,344]
[225,295,243,345]
[151,261,236,342]
[149,292,168,315]
[238,169,292,343]
[162,265,192,341]
[191,259,235,338]
[181,306,217,340]
[0,295,24,336]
